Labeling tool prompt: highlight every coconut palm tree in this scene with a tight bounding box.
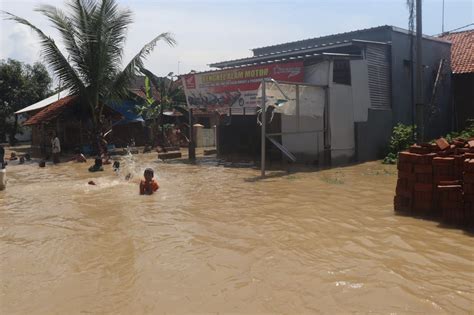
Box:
[2,0,176,151]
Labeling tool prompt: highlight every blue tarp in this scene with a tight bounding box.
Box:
[107,100,144,125]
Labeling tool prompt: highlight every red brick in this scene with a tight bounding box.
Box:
[409,145,432,154]
[437,184,463,191]
[397,162,413,173]
[464,173,474,183]
[463,159,474,172]
[435,138,450,150]
[434,175,458,183]
[463,183,474,194]
[442,205,465,225]
[438,180,461,186]
[414,191,433,201]
[398,152,420,163]
[464,204,474,228]
[418,153,436,164]
[416,173,433,184]
[415,183,433,192]
[455,148,469,155]
[413,199,432,214]
[469,140,474,148]
[414,164,432,174]
[394,195,412,212]
[464,194,474,202]
[433,157,455,165]
[398,171,416,180]
[453,139,466,147]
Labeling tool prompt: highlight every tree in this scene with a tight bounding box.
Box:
[0,59,52,144]
[135,69,186,147]
[2,0,175,151]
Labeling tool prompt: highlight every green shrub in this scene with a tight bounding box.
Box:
[444,120,474,142]
[382,123,415,164]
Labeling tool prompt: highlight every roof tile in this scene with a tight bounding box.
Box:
[440,30,474,74]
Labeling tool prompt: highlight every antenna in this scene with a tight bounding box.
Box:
[442,0,445,33]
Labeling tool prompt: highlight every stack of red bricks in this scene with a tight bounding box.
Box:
[394,137,474,228]
[463,158,474,226]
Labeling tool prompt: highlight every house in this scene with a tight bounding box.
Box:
[440,29,474,130]
[184,25,452,163]
[21,95,123,156]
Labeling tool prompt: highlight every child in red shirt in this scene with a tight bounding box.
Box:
[140,168,159,195]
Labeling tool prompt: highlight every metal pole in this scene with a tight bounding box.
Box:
[415,0,424,143]
[442,0,445,34]
[296,84,300,132]
[188,108,196,160]
[261,79,266,177]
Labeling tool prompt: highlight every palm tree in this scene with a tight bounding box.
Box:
[2,0,176,151]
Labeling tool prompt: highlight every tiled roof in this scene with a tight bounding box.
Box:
[23,95,78,125]
[440,30,474,74]
[23,95,123,126]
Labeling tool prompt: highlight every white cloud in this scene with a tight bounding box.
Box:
[0,24,41,64]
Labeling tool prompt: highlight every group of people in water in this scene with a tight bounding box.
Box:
[0,135,160,195]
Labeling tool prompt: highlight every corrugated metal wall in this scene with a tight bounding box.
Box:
[366,44,391,110]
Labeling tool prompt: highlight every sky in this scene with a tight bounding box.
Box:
[1,0,472,85]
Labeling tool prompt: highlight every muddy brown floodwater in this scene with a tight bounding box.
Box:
[1,153,473,314]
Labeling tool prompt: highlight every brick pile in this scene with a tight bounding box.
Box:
[463,159,474,226]
[394,137,474,228]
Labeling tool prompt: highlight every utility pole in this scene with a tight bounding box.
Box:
[442,0,445,34]
[188,108,196,161]
[415,0,424,143]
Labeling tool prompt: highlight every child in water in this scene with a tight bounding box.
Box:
[72,148,87,163]
[88,157,104,172]
[139,168,159,195]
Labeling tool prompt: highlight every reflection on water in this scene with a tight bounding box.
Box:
[1,155,473,314]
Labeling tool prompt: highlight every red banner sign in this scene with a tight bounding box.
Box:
[182,62,304,110]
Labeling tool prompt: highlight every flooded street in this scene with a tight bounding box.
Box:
[1,154,473,314]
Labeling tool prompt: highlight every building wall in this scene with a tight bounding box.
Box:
[355,109,393,161]
[453,73,474,130]
[350,59,371,122]
[390,30,452,139]
[330,84,356,164]
[280,62,328,162]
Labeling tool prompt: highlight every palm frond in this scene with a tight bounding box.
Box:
[2,11,86,96]
[34,5,88,81]
[111,32,176,99]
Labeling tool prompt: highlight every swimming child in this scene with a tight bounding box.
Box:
[39,160,46,168]
[139,168,159,195]
[19,156,25,164]
[72,148,87,163]
[113,161,120,172]
[9,152,18,161]
[88,157,104,172]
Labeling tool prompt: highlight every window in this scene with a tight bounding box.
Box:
[333,60,351,85]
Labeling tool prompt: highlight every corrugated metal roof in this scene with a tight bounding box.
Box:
[15,89,72,114]
[251,25,449,55]
[440,29,474,74]
[209,41,363,69]
[251,25,392,54]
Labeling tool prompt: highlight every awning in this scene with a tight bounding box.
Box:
[107,100,144,125]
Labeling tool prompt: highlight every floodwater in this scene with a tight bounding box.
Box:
[1,153,473,314]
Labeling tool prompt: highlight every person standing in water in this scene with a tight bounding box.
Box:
[140,168,159,195]
[0,144,5,168]
[0,144,5,191]
[51,131,61,164]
